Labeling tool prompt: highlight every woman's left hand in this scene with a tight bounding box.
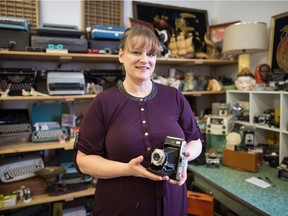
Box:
[167,151,190,186]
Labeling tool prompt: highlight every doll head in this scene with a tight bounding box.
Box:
[255,64,272,84]
[235,67,256,91]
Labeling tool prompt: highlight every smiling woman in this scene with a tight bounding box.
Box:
[74,25,202,216]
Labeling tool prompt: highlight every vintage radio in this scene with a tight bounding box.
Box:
[206,115,234,135]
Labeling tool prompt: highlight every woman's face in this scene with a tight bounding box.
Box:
[119,37,157,83]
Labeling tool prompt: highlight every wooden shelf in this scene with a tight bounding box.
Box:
[0,51,237,66]
[0,184,95,211]
[182,90,226,96]
[0,141,74,154]
[0,94,96,101]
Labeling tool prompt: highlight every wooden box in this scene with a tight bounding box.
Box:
[187,191,214,216]
[222,148,263,172]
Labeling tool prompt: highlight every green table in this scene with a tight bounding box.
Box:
[188,164,288,216]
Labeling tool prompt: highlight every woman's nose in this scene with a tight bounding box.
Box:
[139,53,148,62]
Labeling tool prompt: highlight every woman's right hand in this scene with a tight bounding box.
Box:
[128,155,169,181]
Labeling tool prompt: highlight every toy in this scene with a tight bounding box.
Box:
[235,67,256,91]
[206,79,222,91]
[206,149,220,168]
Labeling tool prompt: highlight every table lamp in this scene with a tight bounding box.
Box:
[222,22,268,72]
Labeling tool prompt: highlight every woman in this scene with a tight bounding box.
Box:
[74,25,202,216]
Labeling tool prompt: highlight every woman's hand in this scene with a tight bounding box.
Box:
[167,150,190,186]
[128,155,169,181]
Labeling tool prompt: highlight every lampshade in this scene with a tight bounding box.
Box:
[222,22,268,55]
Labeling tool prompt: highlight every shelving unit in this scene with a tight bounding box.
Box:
[0,51,237,212]
[226,90,288,163]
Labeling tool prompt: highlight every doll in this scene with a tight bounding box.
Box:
[235,67,256,91]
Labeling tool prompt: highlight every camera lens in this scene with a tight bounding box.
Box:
[151,149,165,166]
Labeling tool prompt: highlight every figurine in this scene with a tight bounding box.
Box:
[183,72,195,91]
[206,79,222,91]
[235,67,256,91]
[255,64,272,84]
[22,88,49,97]
[0,84,11,97]
[20,186,32,202]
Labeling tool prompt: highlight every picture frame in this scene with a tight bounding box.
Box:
[268,11,288,72]
[209,21,240,54]
[128,17,154,31]
[132,1,208,54]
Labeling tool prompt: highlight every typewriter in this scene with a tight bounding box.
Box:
[0,109,32,144]
[0,153,44,183]
[0,68,37,96]
[31,122,69,143]
[47,71,85,95]
[0,16,30,31]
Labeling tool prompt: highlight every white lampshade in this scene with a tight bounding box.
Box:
[222,21,268,55]
[222,22,268,72]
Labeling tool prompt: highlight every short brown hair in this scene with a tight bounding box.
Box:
[119,25,161,55]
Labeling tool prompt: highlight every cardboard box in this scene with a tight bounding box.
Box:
[187,191,214,216]
[222,148,263,172]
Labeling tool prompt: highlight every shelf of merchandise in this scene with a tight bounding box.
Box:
[0,51,237,65]
[0,184,95,211]
[226,90,288,163]
[0,51,237,212]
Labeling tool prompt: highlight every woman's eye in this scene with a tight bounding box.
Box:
[148,53,156,57]
[132,51,141,55]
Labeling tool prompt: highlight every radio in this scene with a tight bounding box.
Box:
[206,115,234,135]
[212,103,230,116]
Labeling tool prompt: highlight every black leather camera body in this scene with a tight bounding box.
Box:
[148,136,187,181]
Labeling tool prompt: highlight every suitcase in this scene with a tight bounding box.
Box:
[91,25,125,40]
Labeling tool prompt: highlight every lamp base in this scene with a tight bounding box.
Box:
[238,54,250,72]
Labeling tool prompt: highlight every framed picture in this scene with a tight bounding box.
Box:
[128,17,154,31]
[209,21,239,54]
[268,11,288,72]
[132,1,208,54]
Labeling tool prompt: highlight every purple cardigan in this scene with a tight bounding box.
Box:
[75,81,201,216]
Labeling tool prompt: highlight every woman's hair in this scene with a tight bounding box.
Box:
[119,25,161,55]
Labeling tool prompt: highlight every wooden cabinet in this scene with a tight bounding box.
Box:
[0,51,237,211]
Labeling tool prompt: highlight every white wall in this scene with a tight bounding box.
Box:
[39,0,287,74]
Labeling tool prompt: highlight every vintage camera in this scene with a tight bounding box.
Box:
[240,125,256,148]
[148,136,187,181]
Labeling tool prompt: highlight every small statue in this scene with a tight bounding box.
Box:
[183,72,195,91]
[0,84,11,97]
[207,79,222,91]
[20,186,32,202]
[255,64,272,84]
[235,67,256,91]
[22,88,49,97]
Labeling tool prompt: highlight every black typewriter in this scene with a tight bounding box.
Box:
[0,68,37,96]
[0,109,32,144]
